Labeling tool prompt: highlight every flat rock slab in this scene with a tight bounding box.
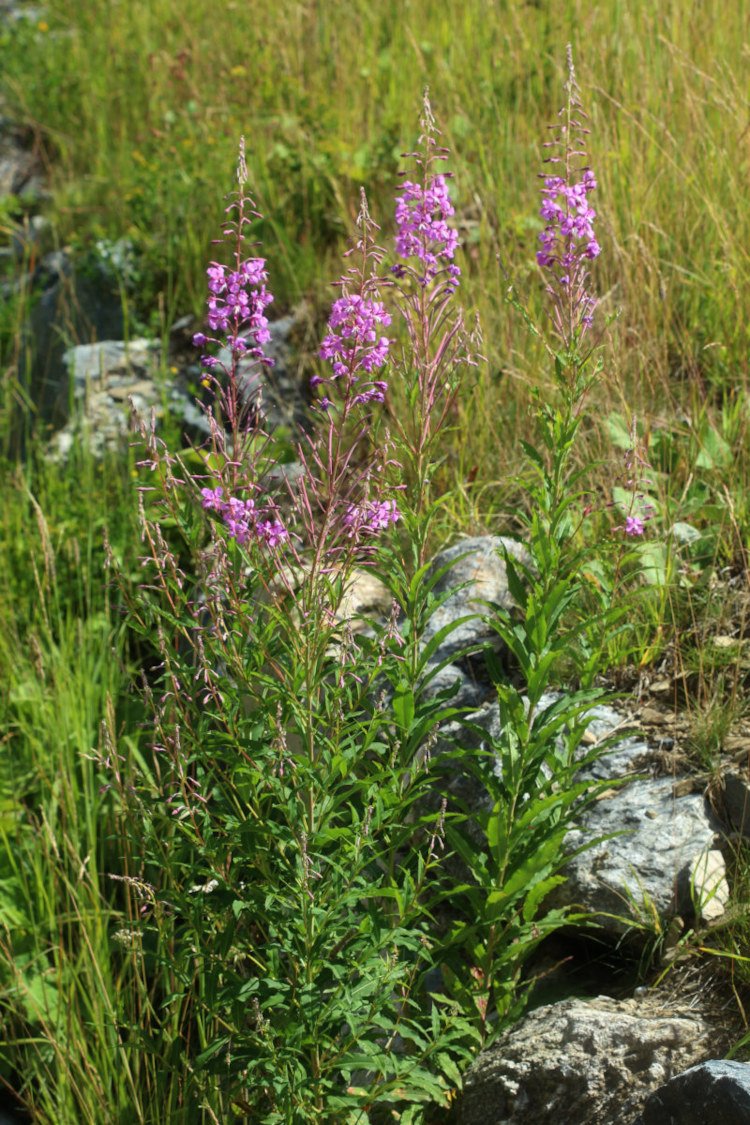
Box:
[637,1059,750,1125]
[459,995,714,1125]
[554,777,723,935]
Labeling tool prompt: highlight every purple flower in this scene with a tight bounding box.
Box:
[196,249,274,370]
[536,175,600,274]
[221,496,254,544]
[319,293,392,386]
[202,483,287,550]
[395,175,459,275]
[311,191,396,419]
[257,519,288,548]
[343,498,400,538]
[537,47,600,343]
[201,486,225,511]
[624,515,645,537]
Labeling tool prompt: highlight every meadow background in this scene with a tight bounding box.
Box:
[1,0,750,1120]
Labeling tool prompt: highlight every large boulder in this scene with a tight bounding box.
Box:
[551,777,725,937]
[420,535,530,667]
[459,994,714,1125]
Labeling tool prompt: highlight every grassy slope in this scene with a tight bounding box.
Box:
[1,0,750,1118]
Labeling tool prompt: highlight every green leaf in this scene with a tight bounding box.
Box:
[696,423,731,470]
[392,682,415,732]
[606,411,634,450]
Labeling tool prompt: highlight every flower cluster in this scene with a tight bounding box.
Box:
[394,174,460,284]
[537,47,600,341]
[318,294,392,381]
[201,486,288,548]
[536,166,600,334]
[342,499,401,538]
[537,170,600,275]
[624,515,645,537]
[193,257,274,364]
[315,292,392,410]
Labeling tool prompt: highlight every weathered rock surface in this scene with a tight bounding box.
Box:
[43,303,310,459]
[48,339,200,460]
[532,701,729,935]
[422,693,729,936]
[637,1059,750,1125]
[421,536,530,666]
[459,994,714,1125]
[553,778,723,935]
[424,695,644,828]
[575,701,652,781]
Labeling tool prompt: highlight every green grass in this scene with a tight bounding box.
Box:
[3,0,750,538]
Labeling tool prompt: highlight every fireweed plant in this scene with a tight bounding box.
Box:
[119,64,620,1123]
[436,47,641,1036]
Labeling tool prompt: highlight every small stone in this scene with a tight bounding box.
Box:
[688,848,729,923]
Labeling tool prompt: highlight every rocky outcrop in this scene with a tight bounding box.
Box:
[551,777,725,936]
[48,338,199,460]
[459,994,715,1125]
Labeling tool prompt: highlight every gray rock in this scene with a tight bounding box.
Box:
[419,662,486,711]
[575,701,652,782]
[426,701,504,820]
[426,696,644,822]
[638,1059,750,1124]
[64,338,159,394]
[552,778,724,935]
[421,536,530,665]
[45,307,306,459]
[722,770,750,836]
[48,338,202,460]
[25,250,127,427]
[459,994,714,1125]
